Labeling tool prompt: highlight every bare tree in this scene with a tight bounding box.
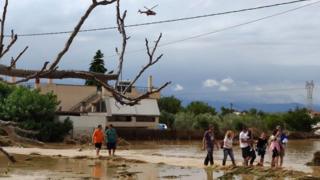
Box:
[0,0,170,162]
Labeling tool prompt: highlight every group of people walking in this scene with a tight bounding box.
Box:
[202,125,287,167]
[92,124,118,157]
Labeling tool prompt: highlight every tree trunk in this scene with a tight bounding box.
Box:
[0,65,118,81]
[0,146,16,163]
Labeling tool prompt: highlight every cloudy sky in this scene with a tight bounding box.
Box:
[2,0,320,105]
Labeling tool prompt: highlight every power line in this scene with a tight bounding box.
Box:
[106,0,320,58]
[8,0,312,37]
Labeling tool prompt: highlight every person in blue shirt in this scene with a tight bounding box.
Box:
[105,124,118,156]
[276,125,288,167]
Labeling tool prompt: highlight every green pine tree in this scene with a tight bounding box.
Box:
[85,50,107,89]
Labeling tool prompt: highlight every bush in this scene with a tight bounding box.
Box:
[0,82,15,101]
[0,87,58,122]
[192,113,220,130]
[283,108,315,132]
[36,118,73,142]
[264,114,285,130]
[0,85,73,142]
[186,101,216,115]
[158,96,183,114]
[173,112,195,130]
[160,111,175,129]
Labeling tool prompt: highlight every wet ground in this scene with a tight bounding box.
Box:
[1,140,320,179]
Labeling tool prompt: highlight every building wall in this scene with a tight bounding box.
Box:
[59,114,159,137]
[40,84,97,111]
[59,115,107,137]
[39,84,160,112]
[102,87,160,99]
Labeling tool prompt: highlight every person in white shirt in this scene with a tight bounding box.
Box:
[222,130,236,166]
[239,125,252,166]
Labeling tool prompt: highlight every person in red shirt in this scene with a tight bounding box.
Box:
[92,125,104,156]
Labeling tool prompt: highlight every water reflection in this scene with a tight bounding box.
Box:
[92,161,102,178]
[205,168,213,180]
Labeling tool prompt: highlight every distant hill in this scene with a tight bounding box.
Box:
[180,100,320,112]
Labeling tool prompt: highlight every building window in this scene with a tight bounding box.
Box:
[135,116,155,122]
[108,116,132,122]
[95,100,106,112]
[116,81,132,93]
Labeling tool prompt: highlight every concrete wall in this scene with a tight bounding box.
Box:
[40,84,97,111]
[39,84,160,112]
[59,114,159,136]
[59,115,106,137]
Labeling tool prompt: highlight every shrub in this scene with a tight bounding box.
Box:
[158,96,183,114]
[283,108,315,132]
[186,101,216,115]
[173,112,195,130]
[159,111,175,129]
[193,113,220,130]
[0,85,73,142]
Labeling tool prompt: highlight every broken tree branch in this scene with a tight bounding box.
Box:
[0,147,16,163]
[0,64,118,81]
[0,119,45,163]
[115,0,128,87]
[1,30,17,58]
[49,0,117,70]
[8,46,29,70]
[0,0,8,55]
[123,34,163,94]
[10,61,50,84]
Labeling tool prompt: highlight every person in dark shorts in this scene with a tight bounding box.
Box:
[239,125,252,166]
[256,132,268,166]
[105,124,118,156]
[202,125,220,166]
[92,125,104,156]
[269,130,281,167]
[247,129,256,166]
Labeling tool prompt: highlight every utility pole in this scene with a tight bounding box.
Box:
[305,80,315,111]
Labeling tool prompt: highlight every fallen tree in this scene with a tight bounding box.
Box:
[0,0,170,162]
[0,120,44,162]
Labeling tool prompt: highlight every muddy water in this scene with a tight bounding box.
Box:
[127,139,320,174]
[1,140,320,179]
[0,157,219,180]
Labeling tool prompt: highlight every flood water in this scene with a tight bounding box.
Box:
[1,139,320,179]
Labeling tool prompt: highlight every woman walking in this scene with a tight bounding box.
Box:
[222,130,236,166]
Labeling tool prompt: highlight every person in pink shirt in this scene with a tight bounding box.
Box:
[269,130,281,167]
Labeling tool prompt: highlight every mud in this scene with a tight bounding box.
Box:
[1,140,320,179]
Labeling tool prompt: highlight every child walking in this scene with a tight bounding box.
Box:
[256,132,268,166]
[269,130,281,167]
[247,129,256,166]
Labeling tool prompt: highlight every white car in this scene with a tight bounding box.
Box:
[157,123,168,130]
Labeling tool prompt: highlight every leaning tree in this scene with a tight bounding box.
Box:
[0,0,170,162]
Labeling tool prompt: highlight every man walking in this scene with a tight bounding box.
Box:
[92,125,104,157]
[202,125,219,166]
[105,124,118,156]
